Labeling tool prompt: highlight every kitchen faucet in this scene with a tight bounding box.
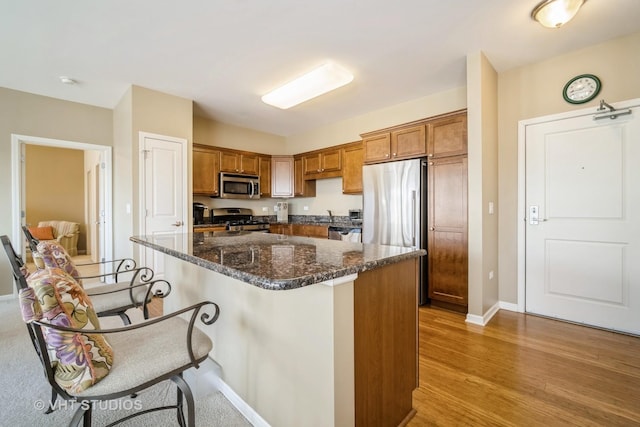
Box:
[327,210,333,223]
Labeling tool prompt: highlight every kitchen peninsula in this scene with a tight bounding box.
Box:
[131,232,425,427]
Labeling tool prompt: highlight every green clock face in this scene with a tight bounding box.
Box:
[563,74,601,104]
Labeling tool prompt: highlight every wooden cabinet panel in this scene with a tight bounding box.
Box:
[342,142,363,194]
[270,223,292,235]
[294,156,316,197]
[219,150,239,173]
[428,113,467,158]
[219,149,260,174]
[271,156,294,198]
[363,133,391,163]
[427,155,468,307]
[193,145,220,196]
[391,124,426,160]
[303,148,342,178]
[291,224,328,239]
[259,155,271,197]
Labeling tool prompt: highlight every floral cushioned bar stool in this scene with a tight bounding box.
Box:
[2,234,219,427]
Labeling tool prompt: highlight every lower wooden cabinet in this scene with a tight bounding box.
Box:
[270,223,292,235]
[291,224,328,239]
[427,155,468,309]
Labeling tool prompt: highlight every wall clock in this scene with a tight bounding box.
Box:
[563,74,601,104]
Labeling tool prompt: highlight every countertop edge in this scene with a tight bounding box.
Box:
[130,236,425,291]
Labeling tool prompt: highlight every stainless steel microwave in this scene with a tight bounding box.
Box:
[219,172,260,199]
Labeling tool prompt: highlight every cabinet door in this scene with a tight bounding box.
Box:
[271,156,294,198]
[240,153,259,175]
[303,154,321,176]
[292,224,328,238]
[294,156,316,197]
[321,148,342,173]
[342,143,363,194]
[219,150,240,173]
[427,155,468,307]
[259,156,271,197]
[193,147,220,196]
[427,113,467,158]
[391,125,426,160]
[363,133,391,163]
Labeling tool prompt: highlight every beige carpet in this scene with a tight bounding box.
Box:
[0,298,251,426]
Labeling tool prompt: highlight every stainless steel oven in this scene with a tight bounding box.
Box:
[219,172,260,199]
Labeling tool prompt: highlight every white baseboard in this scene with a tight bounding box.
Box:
[465,301,500,326]
[197,357,270,427]
[499,301,521,312]
[0,293,16,302]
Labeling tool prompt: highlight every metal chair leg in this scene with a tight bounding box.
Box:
[117,311,131,325]
[172,374,194,427]
[45,388,58,414]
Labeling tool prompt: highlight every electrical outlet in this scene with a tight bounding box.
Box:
[303,206,309,211]
[489,270,494,280]
[273,205,278,212]
[262,207,268,212]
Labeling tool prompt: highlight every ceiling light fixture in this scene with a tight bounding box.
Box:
[531,0,586,28]
[59,76,77,85]
[261,62,354,109]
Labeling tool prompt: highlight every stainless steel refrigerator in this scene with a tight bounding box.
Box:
[362,158,428,304]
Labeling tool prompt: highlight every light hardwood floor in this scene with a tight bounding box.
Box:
[408,307,640,426]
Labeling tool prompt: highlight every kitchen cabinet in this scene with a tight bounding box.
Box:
[362,124,427,164]
[219,149,259,175]
[270,223,292,235]
[428,112,467,158]
[271,156,294,198]
[291,224,328,239]
[193,144,220,196]
[341,141,363,194]
[427,155,468,310]
[259,155,271,198]
[302,147,342,179]
[294,156,316,197]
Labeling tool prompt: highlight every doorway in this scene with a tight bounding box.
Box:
[518,99,640,334]
[10,134,113,294]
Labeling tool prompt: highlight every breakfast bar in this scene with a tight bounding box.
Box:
[131,232,425,427]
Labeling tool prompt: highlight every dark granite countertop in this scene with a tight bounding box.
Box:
[131,232,424,291]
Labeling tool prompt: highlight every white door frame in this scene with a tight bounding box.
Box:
[137,131,188,266]
[10,134,113,294]
[516,98,640,312]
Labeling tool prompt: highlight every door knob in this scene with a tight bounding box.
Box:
[172,221,183,227]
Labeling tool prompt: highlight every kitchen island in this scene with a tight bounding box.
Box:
[131,232,425,427]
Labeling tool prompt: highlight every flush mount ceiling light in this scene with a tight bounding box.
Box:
[59,76,77,85]
[261,62,354,109]
[531,0,586,28]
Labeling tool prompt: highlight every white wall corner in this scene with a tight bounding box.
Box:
[465,301,500,326]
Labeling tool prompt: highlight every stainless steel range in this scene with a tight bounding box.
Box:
[211,208,270,232]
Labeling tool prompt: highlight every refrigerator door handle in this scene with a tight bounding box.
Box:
[411,190,416,247]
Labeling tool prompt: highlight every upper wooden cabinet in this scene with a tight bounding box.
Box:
[219,149,259,175]
[342,141,363,194]
[362,125,427,164]
[271,156,294,198]
[294,155,316,197]
[392,124,427,159]
[193,144,220,196]
[259,155,271,198]
[361,110,467,164]
[428,113,467,159]
[302,147,342,179]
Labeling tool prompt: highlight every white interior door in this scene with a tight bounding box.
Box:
[525,104,640,334]
[140,133,187,278]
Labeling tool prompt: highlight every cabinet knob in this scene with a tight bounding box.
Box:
[429,162,434,166]
[428,153,434,157]
[429,227,435,231]
[393,153,397,156]
[385,154,389,158]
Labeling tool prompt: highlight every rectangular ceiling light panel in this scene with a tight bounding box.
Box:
[261,62,354,109]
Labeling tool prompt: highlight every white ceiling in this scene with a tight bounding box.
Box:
[2,0,640,136]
